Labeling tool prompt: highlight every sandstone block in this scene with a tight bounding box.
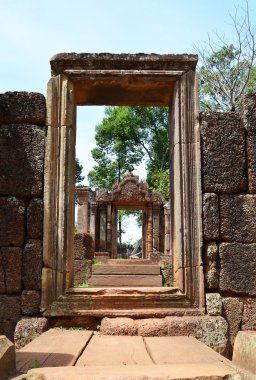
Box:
[0,124,46,197]
[201,112,246,193]
[0,296,20,319]
[233,330,256,375]
[242,299,256,330]
[220,195,256,243]
[0,335,15,379]
[0,197,25,246]
[219,243,256,295]
[203,194,219,241]
[135,318,168,337]
[240,93,256,193]
[0,92,46,125]
[74,233,94,260]
[222,297,243,348]
[203,242,219,290]
[206,293,222,316]
[14,317,49,349]
[1,247,22,293]
[22,240,43,290]
[165,316,228,355]
[74,260,92,286]
[100,317,137,336]
[0,320,19,343]
[27,198,43,239]
[21,290,41,315]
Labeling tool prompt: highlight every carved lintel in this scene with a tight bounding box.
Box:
[112,172,150,203]
[96,189,111,202]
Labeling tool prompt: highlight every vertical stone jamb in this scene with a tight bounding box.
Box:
[77,187,90,233]
[89,202,97,252]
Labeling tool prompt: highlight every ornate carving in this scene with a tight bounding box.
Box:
[111,172,150,203]
[96,189,111,202]
[151,192,164,206]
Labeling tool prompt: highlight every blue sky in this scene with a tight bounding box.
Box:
[1,0,255,184]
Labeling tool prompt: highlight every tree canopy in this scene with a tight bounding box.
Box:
[197,1,256,111]
[88,106,169,200]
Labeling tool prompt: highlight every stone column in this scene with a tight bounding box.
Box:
[146,205,153,258]
[89,202,97,252]
[164,202,171,255]
[99,205,107,251]
[77,187,89,233]
[106,204,112,253]
[153,205,160,252]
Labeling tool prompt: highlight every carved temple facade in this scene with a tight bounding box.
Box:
[76,173,170,259]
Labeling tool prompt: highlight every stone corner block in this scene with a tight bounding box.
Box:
[200,112,247,193]
[206,293,222,316]
[0,92,46,125]
[0,335,16,378]
[14,317,49,349]
[233,330,256,375]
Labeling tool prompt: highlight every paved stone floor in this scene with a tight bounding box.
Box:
[13,329,241,379]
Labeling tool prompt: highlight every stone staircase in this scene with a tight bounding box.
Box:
[88,259,163,287]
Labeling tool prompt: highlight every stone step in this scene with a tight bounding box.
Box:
[25,336,240,379]
[88,274,163,287]
[105,259,153,265]
[92,264,160,275]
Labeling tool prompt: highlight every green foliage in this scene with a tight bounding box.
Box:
[88,106,169,200]
[75,280,89,288]
[75,158,85,184]
[33,360,42,368]
[197,2,256,112]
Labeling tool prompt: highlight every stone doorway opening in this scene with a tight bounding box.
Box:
[42,53,204,316]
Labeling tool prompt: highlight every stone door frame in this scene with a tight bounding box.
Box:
[41,53,204,312]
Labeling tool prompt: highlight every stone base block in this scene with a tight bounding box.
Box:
[14,317,49,349]
[0,335,15,379]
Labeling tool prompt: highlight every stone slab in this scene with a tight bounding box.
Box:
[92,265,160,275]
[16,329,93,373]
[76,335,152,366]
[233,331,256,375]
[27,363,239,380]
[89,275,162,287]
[144,336,227,364]
[0,335,16,379]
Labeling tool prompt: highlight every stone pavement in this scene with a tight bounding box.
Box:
[12,329,241,379]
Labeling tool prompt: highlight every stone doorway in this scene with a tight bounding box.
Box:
[42,53,204,315]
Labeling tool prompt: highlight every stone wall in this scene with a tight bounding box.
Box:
[0,92,46,341]
[200,93,256,355]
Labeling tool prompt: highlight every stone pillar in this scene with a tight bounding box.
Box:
[146,205,153,258]
[99,205,107,251]
[153,205,160,252]
[106,204,112,253]
[77,187,89,233]
[89,202,97,252]
[164,202,171,255]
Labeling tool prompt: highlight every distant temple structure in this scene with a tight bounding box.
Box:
[76,172,170,259]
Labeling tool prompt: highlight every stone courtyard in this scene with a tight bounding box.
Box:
[0,53,256,379]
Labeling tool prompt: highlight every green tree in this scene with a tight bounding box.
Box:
[75,158,85,184]
[197,1,256,111]
[88,106,169,199]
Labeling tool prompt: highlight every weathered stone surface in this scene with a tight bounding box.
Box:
[219,243,256,295]
[201,112,246,193]
[21,290,41,315]
[100,317,137,336]
[0,125,46,197]
[203,242,219,290]
[14,317,49,349]
[203,194,219,241]
[0,335,15,379]
[136,318,168,337]
[220,195,256,243]
[0,320,19,343]
[240,93,256,193]
[1,248,22,293]
[0,254,4,292]
[74,233,94,260]
[0,92,46,125]
[206,293,222,316]
[0,296,21,319]
[222,297,243,348]
[27,198,43,239]
[233,330,256,376]
[0,197,25,247]
[166,316,228,355]
[22,240,43,290]
[73,260,92,286]
[242,299,256,330]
